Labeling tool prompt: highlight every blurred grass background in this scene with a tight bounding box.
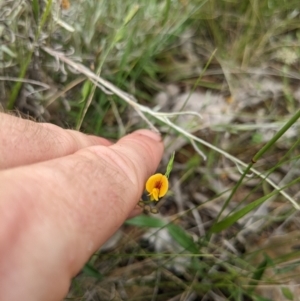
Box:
[1,0,300,300]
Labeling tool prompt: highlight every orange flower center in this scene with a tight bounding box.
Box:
[154,181,162,189]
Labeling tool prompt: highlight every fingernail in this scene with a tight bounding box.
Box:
[136,129,162,142]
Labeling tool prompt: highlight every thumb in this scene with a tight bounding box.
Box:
[108,129,164,201]
[70,129,164,267]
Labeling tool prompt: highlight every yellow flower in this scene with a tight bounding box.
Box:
[145,173,168,201]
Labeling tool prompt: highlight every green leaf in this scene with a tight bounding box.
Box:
[281,287,294,300]
[125,215,167,228]
[32,0,39,23]
[165,152,175,178]
[210,191,277,233]
[126,216,199,253]
[167,223,199,254]
[39,0,52,32]
[162,0,171,26]
[82,263,103,280]
[0,45,16,58]
[123,4,139,26]
[81,80,92,100]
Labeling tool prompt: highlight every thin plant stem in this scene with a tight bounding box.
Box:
[252,108,300,163]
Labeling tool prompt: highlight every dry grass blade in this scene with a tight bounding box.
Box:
[42,45,299,210]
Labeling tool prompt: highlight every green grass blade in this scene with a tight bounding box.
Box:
[252,108,300,163]
[281,287,294,300]
[7,0,53,110]
[32,0,39,24]
[127,216,199,253]
[123,4,139,26]
[210,190,278,233]
[165,152,175,178]
[162,0,171,26]
[213,108,300,224]
[167,223,199,254]
[7,54,33,110]
[82,263,103,280]
[38,0,53,35]
[214,163,253,225]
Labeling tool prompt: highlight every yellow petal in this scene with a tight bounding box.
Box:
[145,173,169,201]
[146,173,163,192]
[152,188,159,201]
[158,175,168,198]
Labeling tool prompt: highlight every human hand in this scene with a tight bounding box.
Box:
[0,113,163,301]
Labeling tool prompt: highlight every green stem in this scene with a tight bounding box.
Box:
[7,53,33,110]
[6,0,53,110]
[252,108,300,163]
[214,108,300,224]
[215,163,253,223]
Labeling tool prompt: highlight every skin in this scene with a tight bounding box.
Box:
[0,113,164,301]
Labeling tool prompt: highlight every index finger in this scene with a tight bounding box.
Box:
[0,113,111,169]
